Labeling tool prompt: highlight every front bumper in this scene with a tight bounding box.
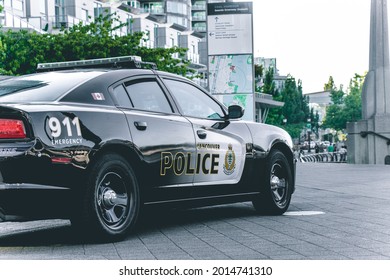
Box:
[0,183,71,221]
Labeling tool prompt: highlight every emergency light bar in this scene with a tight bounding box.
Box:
[36,56,157,72]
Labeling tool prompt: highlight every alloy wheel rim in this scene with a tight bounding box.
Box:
[96,171,132,229]
[270,162,288,207]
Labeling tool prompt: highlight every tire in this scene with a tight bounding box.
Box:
[71,153,140,240]
[252,149,292,215]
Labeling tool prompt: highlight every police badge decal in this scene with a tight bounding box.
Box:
[223,144,236,175]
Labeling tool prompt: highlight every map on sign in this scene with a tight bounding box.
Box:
[209,55,253,94]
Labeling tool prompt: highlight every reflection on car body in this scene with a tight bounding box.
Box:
[0,56,296,240]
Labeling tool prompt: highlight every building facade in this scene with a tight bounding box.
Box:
[0,0,202,68]
[254,57,287,93]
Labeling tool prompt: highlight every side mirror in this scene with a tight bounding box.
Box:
[228,105,244,119]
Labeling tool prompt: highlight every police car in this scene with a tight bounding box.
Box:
[0,56,296,240]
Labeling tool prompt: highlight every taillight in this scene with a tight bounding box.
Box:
[0,119,27,139]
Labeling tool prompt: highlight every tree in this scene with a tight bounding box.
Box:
[343,74,363,123]
[322,74,364,130]
[0,13,191,76]
[280,75,308,124]
[266,75,310,139]
[310,107,320,134]
[324,76,336,91]
[254,64,264,92]
[262,67,277,96]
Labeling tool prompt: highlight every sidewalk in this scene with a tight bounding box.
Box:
[0,162,390,259]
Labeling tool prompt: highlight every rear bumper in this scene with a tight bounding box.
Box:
[0,183,71,221]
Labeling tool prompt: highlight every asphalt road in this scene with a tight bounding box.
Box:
[1,162,390,260]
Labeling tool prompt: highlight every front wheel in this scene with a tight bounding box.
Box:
[252,150,292,215]
[71,153,140,240]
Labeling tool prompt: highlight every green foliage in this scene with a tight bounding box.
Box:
[309,107,320,133]
[0,13,190,76]
[343,74,363,122]
[254,64,264,92]
[283,122,306,139]
[280,75,309,123]
[262,67,277,96]
[266,75,310,138]
[323,104,346,130]
[322,74,364,130]
[324,76,336,91]
[330,86,345,105]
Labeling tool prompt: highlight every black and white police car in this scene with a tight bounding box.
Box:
[0,56,296,240]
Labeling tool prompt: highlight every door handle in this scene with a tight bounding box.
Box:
[134,121,147,131]
[197,130,207,139]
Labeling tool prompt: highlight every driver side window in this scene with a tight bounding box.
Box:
[163,79,225,120]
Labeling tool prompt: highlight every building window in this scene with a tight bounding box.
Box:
[94,2,103,19]
[4,0,24,14]
[81,9,89,22]
[129,1,140,9]
[55,0,66,28]
[166,1,187,15]
[142,2,163,14]
[127,15,133,34]
[39,0,46,14]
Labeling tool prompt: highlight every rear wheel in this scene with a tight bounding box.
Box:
[252,149,292,215]
[71,153,140,240]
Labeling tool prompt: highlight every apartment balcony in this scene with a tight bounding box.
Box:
[1,9,44,33]
[185,51,200,64]
[139,7,165,15]
[191,15,206,22]
[49,15,89,30]
[192,5,206,11]
[192,25,206,32]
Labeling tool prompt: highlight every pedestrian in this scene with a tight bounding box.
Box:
[327,144,334,161]
[315,144,319,154]
[339,145,347,162]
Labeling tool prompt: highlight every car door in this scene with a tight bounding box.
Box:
[161,77,253,197]
[110,76,196,203]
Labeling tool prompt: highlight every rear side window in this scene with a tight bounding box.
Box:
[0,71,104,103]
[112,84,133,109]
[125,78,173,113]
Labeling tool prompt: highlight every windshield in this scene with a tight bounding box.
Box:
[0,71,105,103]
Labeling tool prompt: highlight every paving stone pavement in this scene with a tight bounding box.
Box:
[0,162,390,260]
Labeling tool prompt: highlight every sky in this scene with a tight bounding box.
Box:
[237,0,374,94]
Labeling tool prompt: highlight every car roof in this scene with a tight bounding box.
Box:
[0,68,160,104]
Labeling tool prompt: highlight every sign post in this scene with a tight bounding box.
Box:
[207,2,254,121]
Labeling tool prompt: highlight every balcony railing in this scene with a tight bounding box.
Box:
[1,9,44,33]
[192,25,206,32]
[139,7,165,15]
[192,5,206,11]
[192,15,206,21]
[49,15,87,30]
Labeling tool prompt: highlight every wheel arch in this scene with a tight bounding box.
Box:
[269,141,296,193]
[88,143,146,196]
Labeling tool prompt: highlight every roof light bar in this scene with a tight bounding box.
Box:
[36,56,157,72]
